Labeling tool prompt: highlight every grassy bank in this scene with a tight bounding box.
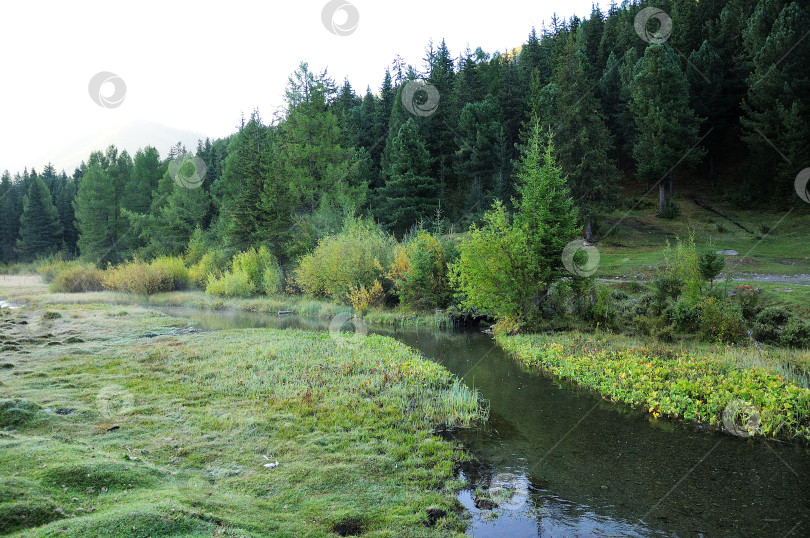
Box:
[497,331,810,442]
[0,297,485,536]
[1,275,456,330]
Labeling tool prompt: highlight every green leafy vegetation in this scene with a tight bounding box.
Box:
[498,331,810,441]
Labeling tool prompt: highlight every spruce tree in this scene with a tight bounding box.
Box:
[740,2,810,200]
[217,112,272,252]
[514,121,579,288]
[549,43,620,241]
[0,171,19,262]
[16,176,62,260]
[377,118,437,237]
[631,43,705,213]
[74,150,125,264]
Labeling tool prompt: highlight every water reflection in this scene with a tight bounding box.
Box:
[158,308,810,537]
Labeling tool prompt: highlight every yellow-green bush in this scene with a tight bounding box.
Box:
[150,256,191,290]
[347,280,385,314]
[232,247,274,288]
[263,264,284,295]
[49,264,105,293]
[389,231,455,310]
[37,259,83,283]
[205,246,282,298]
[295,217,395,302]
[103,257,189,295]
[205,270,255,297]
[189,251,228,289]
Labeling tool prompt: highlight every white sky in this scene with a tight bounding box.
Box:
[0,0,596,175]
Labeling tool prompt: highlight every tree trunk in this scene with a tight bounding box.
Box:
[659,182,666,214]
[668,176,674,196]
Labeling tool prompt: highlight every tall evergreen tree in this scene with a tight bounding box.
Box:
[16,176,62,260]
[53,175,78,255]
[740,1,810,200]
[74,147,130,264]
[631,43,705,213]
[0,171,19,262]
[548,42,620,241]
[377,118,438,236]
[217,112,272,253]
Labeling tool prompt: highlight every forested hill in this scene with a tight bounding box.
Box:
[1,0,808,265]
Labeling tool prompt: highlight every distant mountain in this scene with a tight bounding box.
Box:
[37,120,210,174]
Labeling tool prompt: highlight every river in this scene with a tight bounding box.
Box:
[157,307,810,537]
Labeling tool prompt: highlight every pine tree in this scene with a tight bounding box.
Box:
[377,118,438,236]
[423,39,459,215]
[580,5,605,78]
[124,147,163,215]
[631,43,705,213]
[127,168,211,257]
[15,176,62,260]
[452,122,578,325]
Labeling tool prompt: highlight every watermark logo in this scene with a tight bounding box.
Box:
[401,80,440,118]
[168,154,207,190]
[634,7,673,44]
[329,312,368,349]
[321,0,360,36]
[96,384,134,418]
[487,472,529,510]
[795,168,810,204]
[88,71,127,109]
[562,240,600,277]
[722,400,760,438]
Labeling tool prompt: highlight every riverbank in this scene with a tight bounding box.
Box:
[0,292,485,535]
[0,275,459,330]
[497,331,810,442]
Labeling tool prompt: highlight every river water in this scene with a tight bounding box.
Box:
[157,307,810,537]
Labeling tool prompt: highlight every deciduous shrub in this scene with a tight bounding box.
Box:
[189,251,228,289]
[205,270,254,297]
[665,299,699,333]
[347,280,385,314]
[37,258,82,283]
[205,246,283,298]
[295,217,395,302]
[150,256,190,290]
[779,318,810,349]
[697,297,743,344]
[49,264,105,293]
[389,231,455,310]
[753,306,793,343]
[103,257,189,295]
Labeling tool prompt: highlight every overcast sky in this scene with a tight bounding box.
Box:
[1,0,597,175]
